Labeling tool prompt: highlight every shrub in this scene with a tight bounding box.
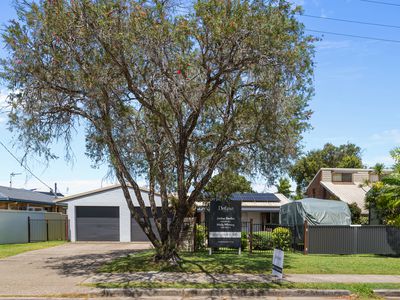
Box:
[360,216,369,225]
[241,232,248,250]
[272,227,292,250]
[252,232,273,250]
[195,224,206,250]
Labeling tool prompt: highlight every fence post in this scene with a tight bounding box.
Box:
[249,219,253,254]
[304,220,308,255]
[27,216,31,243]
[46,219,49,241]
[193,223,197,252]
[65,218,69,241]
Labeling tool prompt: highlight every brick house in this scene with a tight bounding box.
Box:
[305,168,390,214]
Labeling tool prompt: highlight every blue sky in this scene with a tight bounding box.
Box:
[0,0,399,194]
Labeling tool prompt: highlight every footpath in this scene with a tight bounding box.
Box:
[85,272,400,284]
[80,272,400,298]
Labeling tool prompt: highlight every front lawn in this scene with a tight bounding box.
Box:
[0,241,66,259]
[99,250,400,275]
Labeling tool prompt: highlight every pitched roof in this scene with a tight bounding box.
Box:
[0,185,61,206]
[306,168,392,192]
[56,184,160,202]
[196,193,289,208]
[320,181,370,213]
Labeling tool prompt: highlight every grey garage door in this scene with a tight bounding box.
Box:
[76,206,120,241]
[131,218,159,241]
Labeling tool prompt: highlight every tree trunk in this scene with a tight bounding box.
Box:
[154,242,181,264]
[154,210,186,263]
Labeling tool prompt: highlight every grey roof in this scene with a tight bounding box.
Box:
[231,193,280,202]
[0,186,62,206]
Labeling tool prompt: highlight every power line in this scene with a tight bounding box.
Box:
[299,14,400,29]
[0,140,53,191]
[307,29,400,43]
[360,0,400,7]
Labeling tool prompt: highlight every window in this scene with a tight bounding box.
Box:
[332,173,352,182]
[342,173,352,182]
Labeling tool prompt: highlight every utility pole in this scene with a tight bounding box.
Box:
[9,172,21,188]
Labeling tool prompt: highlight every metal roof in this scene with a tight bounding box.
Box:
[0,185,62,206]
[231,193,281,202]
[320,181,370,214]
[56,184,161,202]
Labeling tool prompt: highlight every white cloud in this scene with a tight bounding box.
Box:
[0,89,10,124]
[316,40,351,50]
[0,89,9,108]
[364,155,395,168]
[289,0,305,6]
[252,182,277,193]
[370,129,400,144]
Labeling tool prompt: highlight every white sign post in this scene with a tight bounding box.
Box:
[272,248,284,279]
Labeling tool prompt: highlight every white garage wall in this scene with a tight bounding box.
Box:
[65,187,161,242]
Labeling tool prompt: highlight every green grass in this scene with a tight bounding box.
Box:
[0,241,66,259]
[99,250,400,275]
[88,281,400,299]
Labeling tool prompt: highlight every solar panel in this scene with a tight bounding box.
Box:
[230,193,280,202]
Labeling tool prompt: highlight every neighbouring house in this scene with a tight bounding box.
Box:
[305,168,391,214]
[0,185,66,213]
[196,192,289,227]
[56,184,162,242]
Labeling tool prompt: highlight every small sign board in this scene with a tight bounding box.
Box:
[208,200,241,248]
[272,248,284,279]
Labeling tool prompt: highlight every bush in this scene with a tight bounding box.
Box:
[348,202,362,224]
[241,232,248,250]
[252,232,273,250]
[272,227,292,250]
[360,216,369,225]
[195,225,206,250]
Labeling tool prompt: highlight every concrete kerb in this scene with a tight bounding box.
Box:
[100,288,352,297]
[373,289,400,297]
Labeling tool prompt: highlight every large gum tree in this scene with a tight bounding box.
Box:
[1,0,314,262]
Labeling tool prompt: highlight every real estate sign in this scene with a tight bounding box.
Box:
[208,200,241,248]
[272,248,284,279]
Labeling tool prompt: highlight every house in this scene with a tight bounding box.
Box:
[56,184,162,242]
[196,192,289,226]
[0,185,66,213]
[305,168,390,214]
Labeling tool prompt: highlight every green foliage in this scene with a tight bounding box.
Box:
[365,150,400,226]
[373,163,385,180]
[359,216,369,225]
[366,174,400,226]
[390,147,400,172]
[195,225,206,250]
[241,232,248,250]
[275,177,292,198]
[271,227,292,250]
[204,170,253,201]
[252,232,273,250]
[348,202,362,224]
[289,143,363,194]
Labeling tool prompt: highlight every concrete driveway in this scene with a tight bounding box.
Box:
[0,242,151,296]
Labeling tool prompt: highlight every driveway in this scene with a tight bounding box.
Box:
[0,242,151,296]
